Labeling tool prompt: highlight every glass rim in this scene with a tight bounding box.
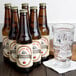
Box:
[52,23,75,29]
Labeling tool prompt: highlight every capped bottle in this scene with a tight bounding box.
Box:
[16,9,33,73]
[8,6,19,65]
[29,6,41,67]
[39,3,49,61]
[2,3,11,63]
[22,3,29,19]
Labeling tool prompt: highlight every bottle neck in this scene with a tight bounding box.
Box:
[11,9,19,28]
[39,6,49,35]
[9,9,19,39]
[4,7,11,28]
[30,9,41,39]
[39,6,47,27]
[30,9,38,29]
[19,13,31,38]
[22,6,29,20]
[22,6,29,15]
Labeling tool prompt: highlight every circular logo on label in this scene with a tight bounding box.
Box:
[41,37,49,56]
[18,46,32,55]
[3,37,8,46]
[17,45,32,67]
[41,37,48,45]
[9,40,16,62]
[32,41,41,62]
[10,41,16,50]
[32,41,41,50]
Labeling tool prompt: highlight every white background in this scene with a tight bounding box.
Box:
[0,0,76,42]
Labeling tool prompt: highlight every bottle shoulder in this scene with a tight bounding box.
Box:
[16,34,32,44]
[39,26,49,35]
[8,30,17,40]
[2,27,9,36]
[30,29,41,39]
[32,35,41,40]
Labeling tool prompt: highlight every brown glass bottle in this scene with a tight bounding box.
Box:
[39,3,49,61]
[16,9,33,73]
[2,3,11,63]
[22,3,29,20]
[8,6,19,65]
[29,6,41,68]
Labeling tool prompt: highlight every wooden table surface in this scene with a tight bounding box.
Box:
[0,43,76,76]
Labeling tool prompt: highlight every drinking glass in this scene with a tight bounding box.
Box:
[52,24,74,68]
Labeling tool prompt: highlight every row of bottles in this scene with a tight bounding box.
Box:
[2,3,49,72]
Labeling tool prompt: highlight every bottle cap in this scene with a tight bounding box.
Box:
[20,9,27,13]
[5,3,11,7]
[30,6,37,9]
[39,3,46,6]
[11,6,18,9]
[22,3,29,6]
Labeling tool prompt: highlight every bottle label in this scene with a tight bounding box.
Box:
[16,43,33,68]
[2,36,9,57]
[9,40,16,62]
[41,35,49,57]
[32,39,41,62]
